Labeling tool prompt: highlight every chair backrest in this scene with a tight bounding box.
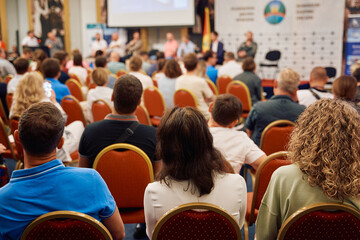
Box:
[259,120,295,155]
[116,70,127,77]
[278,203,360,240]
[91,99,112,122]
[10,116,23,160]
[61,95,86,126]
[265,50,281,61]
[6,93,13,111]
[206,78,219,96]
[216,75,232,94]
[68,74,82,84]
[0,118,18,161]
[0,99,9,125]
[88,82,97,90]
[173,89,198,109]
[135,105,152,126]
[248,151,291,224]
[152,203,242,240]
[85,73,92,87]
[20,211,112,240]
[143,86,166,117]
[4,74,13,84]
[152,79,158,87]
[65,79,85,102]
[93,143,154,208]
[226,80,252,112]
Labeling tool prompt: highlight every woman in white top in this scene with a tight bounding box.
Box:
[144,107,247,238]
[68,53,88,86]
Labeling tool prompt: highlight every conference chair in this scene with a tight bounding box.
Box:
[152,79,158,88]
[91,99,112,122]
[9,116,23,161]
[152,203,242,240]
[4,74,13,84]
[6,93,13,111]
[85,73,92,87]
[173,89,198,109]
[259,50,281,79]
[259,120,295,156]
[0,100,9,126]
[216,75,232,94]
[0,118,18,161]
[61,95,86,126]
[93,143,154,224]
[65,79,85,102]
[68,73,82,85]
[206,78,219,96]
[143,86,165,126]
[226,80,252,118]
[244,151,291,240]
[278,203,360,240]
[135,105,152,126]
[20,211,112,240]
[116,70,127,77]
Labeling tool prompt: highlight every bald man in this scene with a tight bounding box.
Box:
[107,51,126,75]
[45,31,64,57]
[297,67,333,107]
[109,33,126,57]
[164,32,179,59]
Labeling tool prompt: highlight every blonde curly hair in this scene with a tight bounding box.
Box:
[288,99,360,200]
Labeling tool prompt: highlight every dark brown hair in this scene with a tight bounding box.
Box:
[33,49,48,72]
[95,56,107,68]
[212,94,242,127]
[203,50,214,61]
[42,58,60,78]
[53,50,68,66]
[129,56,142,72]
[164,59,182,78]
[242,57,256,71]
[333,76,357,102]
[113,74,142,114]
[183,53,198,71]
[73,54,83,67]
[14,58,29,75]
[157,107,227,197]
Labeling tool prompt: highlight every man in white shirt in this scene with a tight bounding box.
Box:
[7,58,29,94]
[208,94,266,173]
[175,53,214,119]
[218,52,243,78]
[91,33,108,57]
[210,31,225,65]
[128,56,153,90]
[21,30,39,47]
[297,67,333,107]
[108,33,126,57]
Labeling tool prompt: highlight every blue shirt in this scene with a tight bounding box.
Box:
[0,160,116,239]
[206,65,218,84]
[157,76,177,108]
[46,78,71,103]
[177,41,196,58]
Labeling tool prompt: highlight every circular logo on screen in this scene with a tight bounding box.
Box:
[264,1,286,25]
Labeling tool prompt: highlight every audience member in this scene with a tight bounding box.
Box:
[53,50,70,84]
[126,31,142,56]
[0,48,16,78]
[68,53,88,85]
[163,32,178,59]
[21,47,33,60]
[218,52,242,78]
[30,49,47,72]
[175,53,214,119]
[144,107,247,238]
[195,59,207,78]
[21,30,39,47]
[8,46,19,61]
[152,59,166,81]
[147,51,164,77]
[108,51,126,75]
[95,56,117,89]
[210,31,225,65]
[45,31,64,57]
[245,68,305,146]
[256,99,360,240]
[91,33,108,57]
[108,32,126,57]
[237,31,257,61]
[140,51,151,74]
[208,94,266,173]
[0,102,125,240]
[157,59,182,108]
[351,67,360,102]
[65,49,90,70]
[177,35,196,58]
[42,58,70,103]
[297,67,333,107]
[332,75,360,112]
[128,56,153,90]
[233,57,262,104]
[7,58,29,94]
[203,50,218,84]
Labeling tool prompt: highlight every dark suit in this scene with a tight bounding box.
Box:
[210,41,225,65]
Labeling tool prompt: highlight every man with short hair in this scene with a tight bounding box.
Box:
[95,56,117,89]
[53,50,70,84]
[91,33,108,57]
[109,32,126,57]
[42,58,70,103]
[245,68,306,146]
[126,31,142,56]
[237,31,257,61]
[218,52,242,78]
[164,32,179,59]
[147,51,164,76]
[21,30,39,47]
[0,102,125,240]
[45,31,64,57]
[140,51,151,74]
[210,31,225,65]
[177,35,196,59]
[297,67,333,107]
[107,51,126,75]
[21,47,33,60]
[128,56,153,90]
[209,94,266,173]
[7,58,29,93]
[203,50,218,84]
[0,48,16,78]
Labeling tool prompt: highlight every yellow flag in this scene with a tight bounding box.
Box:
[202,7,211,53]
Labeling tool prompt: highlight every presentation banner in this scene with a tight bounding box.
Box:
[215,0,345,80]
[345,14,360,75]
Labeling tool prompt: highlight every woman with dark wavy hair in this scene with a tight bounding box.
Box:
[256,99,360,240]
[144,107,247,238]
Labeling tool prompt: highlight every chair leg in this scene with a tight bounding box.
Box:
[244,221,249,240]
[15,160,23,170]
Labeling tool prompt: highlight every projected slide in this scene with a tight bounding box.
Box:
[107,0,195,27]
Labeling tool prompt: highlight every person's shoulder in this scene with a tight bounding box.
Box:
[83,120,109,133]
[272,164,299,180]
[218,173,246,187]
[137,124,157,135]
[61,167,104,183]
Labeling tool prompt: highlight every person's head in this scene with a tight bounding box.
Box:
[33,49,48,71]
[47,31,55,40]
[157,107,227,196]
[139,51,149,61]
[95,56,107,68]
[133,31,140,40]
[352,67,360,83]
[14,58,29,75]
[42,58,60,79]
[211,31,218,42]
[156,51,165,61]
[210,94,242,127]
[274,68,300,96]
[110,51,120,62]
[288,99,360,200]
[16,102,65,157]
[224,52,236,63]
[246,31,253,41]
[350,62,360,74]
[309,67,328,87]
[182,35,190,44]
[164,59,182,79]
[111,32,119,41]
[12,72,45,117]
[242,57,256,72]
[27,30,35,38]
[183,53,198,72]
[95,33,101,41]
[166,32,174,41]
[129,56,142,72]
[203,50,217,66]
[95,50,104,57]
[157,59,166,72]
[113,74,143,114]
[73,54,83,67]
[333,76,357,102]
[22,47,33,60]
[195,59,206,78]
[53,50,69,67]
[91,68,108,86]
[71,49,81,57]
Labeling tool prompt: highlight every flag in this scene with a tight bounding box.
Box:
[202,7,211,53]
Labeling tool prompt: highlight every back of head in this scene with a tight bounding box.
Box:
[157,107,226,196]
[53,50,68,65]
[276,68,300,94]
[157,59,166,72]
[113,74,142,114]
[95,56,107,68]
[203,50,214,62]
[95,50,104,57]
[14,58,29,75]
[212,94,242,127]
[129,56,142,72]
[352,67,360,82]
[333,76,357,101]
[242,57,256,71]
[19,102,65,156]
[183,53,198,72]
[73,54,83,66]
[310,67,328,83]
[71,49,81,57]
[91,68,108,86]
[23,47,33,55]
[224,52,235,61]
[33,49,47,61]
[110,51,120,62]
[42,58,60,78]
[288,99,360,200]
[156,51,165,60]
[164,59,182,79]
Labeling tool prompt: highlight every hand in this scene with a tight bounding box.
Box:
[48,43,53,49]
[0,144,6,154]
[238,50,246,58]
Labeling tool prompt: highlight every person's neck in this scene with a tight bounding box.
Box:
[186,70,197,76]
[310,82,325,90]
[206,62,213,67]
[275,90,295,99]
[112,110,136,116]
[24,151,57,169]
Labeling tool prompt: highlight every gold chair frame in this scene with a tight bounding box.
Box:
[205,78,219,96]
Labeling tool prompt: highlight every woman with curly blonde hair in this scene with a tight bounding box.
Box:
[256,99,360,240]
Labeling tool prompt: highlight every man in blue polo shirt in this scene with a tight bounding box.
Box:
[204,50,218,84]
[42,58,70,103]
[0,102,125,240]
[245,68,306,146]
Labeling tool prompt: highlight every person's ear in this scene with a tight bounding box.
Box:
[14,130,22,147]
[208,102,214,112]
[57,137,64,149]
